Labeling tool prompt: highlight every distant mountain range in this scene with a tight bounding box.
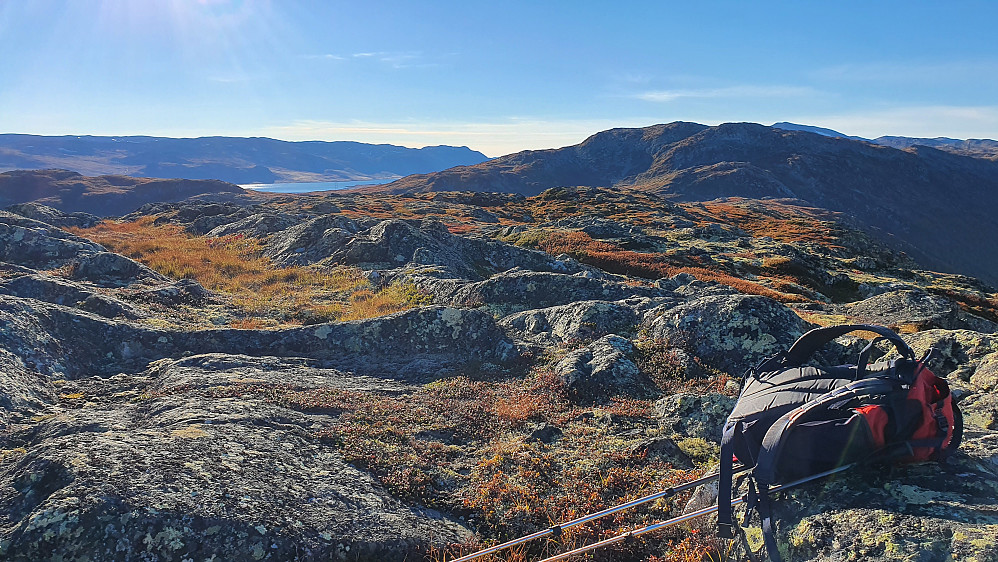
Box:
[381,121,998,285]
[0,135,489,185]
[772,122,998,158]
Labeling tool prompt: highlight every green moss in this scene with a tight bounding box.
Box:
[676,437,719,463]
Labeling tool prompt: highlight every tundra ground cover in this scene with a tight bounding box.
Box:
[70,217,431,325]
[47,186,998,561]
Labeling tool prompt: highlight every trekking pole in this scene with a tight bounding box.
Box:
[449,465,749,562]
[536,463,856,562]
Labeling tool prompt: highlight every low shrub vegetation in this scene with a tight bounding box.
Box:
[70,217,433,325]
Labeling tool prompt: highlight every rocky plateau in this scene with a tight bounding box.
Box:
[0,167,997,562]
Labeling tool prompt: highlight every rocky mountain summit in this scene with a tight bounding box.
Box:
[1,182,997,561]
[380,122,998,286]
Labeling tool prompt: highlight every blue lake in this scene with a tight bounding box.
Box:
[240,179,398,193]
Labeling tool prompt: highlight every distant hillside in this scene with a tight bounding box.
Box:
[0,169,250,216]
[381,122,998,285]
[773,122,998,159]
[771,122,867,141]
[0,135,489,184]
[873,135,998,159]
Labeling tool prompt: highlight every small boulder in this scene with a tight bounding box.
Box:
[960,392,998,430]
[70,252,168,286]
[554,335,656,401]
[644,294,810,375]
[499,300,641,344]
[654,393,736,443]
[629,436,694,469]
[526,423,563,444]
[127,278,216,307]
[842,289,996,333]
[970,352,998,392]
[4,202,101,229]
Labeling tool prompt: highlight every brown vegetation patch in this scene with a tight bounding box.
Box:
[69,217,430,325]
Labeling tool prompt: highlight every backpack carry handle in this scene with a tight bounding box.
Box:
[783,324,915,368]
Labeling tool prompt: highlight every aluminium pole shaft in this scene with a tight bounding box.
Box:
[536,463,856,562]
[448,467,747,562]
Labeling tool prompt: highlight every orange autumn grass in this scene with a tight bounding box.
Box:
[538,231,810,303]
[70,217,430,325]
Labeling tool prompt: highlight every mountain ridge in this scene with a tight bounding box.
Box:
[772,121,998,158]
[378,122,998,285]
[0,134,489,185]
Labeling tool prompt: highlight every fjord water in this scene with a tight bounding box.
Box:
[240,179,396,193]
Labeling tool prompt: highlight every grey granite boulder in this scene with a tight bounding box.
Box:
[644,293,810,375]
[69,251,169,287]
[554,335,655,401]
[654,392,736,443]
[0,211,105,270]
[499,299,643,345]
[4,202,101,229]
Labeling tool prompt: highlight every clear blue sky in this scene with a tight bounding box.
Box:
[2,0,997,156]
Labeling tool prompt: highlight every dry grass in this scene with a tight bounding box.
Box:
[535,230,809,303]
[69,217,430,324]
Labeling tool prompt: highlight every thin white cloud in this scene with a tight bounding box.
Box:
[304,51,434,69]
[788,105,998,140]
[302,54,345,61]
[636,85,819,103]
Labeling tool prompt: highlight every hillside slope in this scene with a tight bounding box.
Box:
[0,134,489,184]
[0,169,253,216]
[381,122,998,285]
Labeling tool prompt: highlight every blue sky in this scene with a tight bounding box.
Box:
[2,0,997,156]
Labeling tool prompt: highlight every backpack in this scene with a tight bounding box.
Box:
[716,324,963,561]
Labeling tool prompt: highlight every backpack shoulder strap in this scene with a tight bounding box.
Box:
[783,324,915,367]
[717,421,740,539]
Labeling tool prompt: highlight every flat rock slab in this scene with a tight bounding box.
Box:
[0,356,470,561]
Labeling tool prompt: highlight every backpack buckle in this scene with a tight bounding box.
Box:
[935,412,949,434]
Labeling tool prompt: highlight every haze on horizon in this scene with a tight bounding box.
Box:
[2,0,997,157]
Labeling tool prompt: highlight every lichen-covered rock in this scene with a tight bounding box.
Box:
[206,212,302,238]
[755,447,998,562]
[267,218,578,280]
[124,278,216,307]
[0,359,471,561]
[554,335,655,401]
[262,214,364,266]
[69,251,169,287]
[903,329,998,383]
[961,392,998,430]
[4,202,101,229]
[841,289,997,333]
[0,211,105,270]
[499,299,644,345]
[0,349,55,431]
[653,393,736,443]
[971,352,998,392]
[0,296,516,380]
[415,269,668,315]
[0,274,143,320]
[644,293,810,375]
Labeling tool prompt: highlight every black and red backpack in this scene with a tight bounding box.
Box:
[716,324,963,561]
